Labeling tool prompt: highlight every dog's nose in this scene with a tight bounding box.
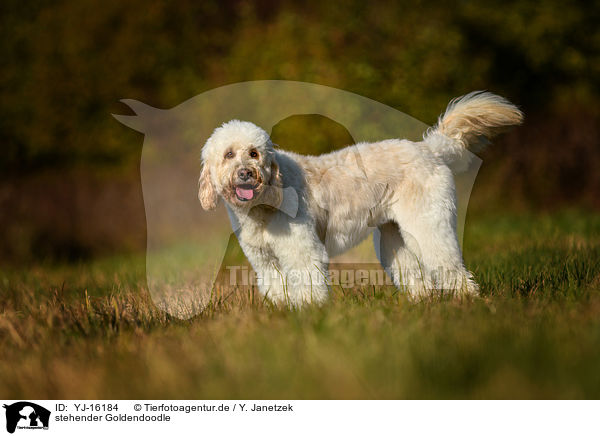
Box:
[237,168,253,181]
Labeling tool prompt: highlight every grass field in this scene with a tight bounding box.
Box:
[1,210,600,399]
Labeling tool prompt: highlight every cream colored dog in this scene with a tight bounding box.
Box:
[199,91,523,305]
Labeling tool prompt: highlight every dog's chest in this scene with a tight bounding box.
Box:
[232,208,290,252]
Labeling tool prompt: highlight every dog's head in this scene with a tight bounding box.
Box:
[198,120,282,210]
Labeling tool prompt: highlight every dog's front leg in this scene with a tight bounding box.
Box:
[281,259,330,306]
[239,243,288,303]
[272,228,330,306]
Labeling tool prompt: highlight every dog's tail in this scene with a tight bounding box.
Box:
[423,91,523,172]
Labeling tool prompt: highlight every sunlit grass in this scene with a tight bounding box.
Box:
[0,210,599,398]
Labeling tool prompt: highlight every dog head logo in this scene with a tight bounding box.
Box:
[113,80,482,316]
[3,402,50,433]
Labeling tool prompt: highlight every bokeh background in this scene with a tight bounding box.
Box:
[1,0,599,263]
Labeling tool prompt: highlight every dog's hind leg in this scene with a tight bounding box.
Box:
[376,219,477,297]
[377,174,479,297]
[375,221,429,296]
[396,212,477,296]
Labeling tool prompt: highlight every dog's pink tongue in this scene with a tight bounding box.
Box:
[236,186,254,200]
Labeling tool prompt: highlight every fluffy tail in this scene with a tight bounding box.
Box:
[424,91,523,172]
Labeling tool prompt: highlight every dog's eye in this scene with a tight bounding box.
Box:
[249,150,259,159]
[225,151,234,159]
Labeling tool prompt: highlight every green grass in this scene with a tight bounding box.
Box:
[1,210,600,399]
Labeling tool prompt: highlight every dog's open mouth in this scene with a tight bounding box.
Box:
[235,184,256,201]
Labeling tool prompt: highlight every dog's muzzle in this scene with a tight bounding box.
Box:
[234,167,260,202]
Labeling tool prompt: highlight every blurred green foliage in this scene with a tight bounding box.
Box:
[1,0,600,261]
[271,115,355,155]
[1,0,598,172]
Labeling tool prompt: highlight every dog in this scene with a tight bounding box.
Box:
[198,91,523,305]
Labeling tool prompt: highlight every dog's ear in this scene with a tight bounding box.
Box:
[270,156,283,189]
[263,155,283,209]
[198,164,218,210]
